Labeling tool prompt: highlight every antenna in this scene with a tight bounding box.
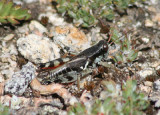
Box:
[98,19,126,49]
[107,31,124,48]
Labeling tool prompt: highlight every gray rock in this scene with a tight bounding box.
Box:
[153,79,160,91]
[4,62,36,95]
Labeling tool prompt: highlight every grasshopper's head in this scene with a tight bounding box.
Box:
[98,40,108,53]
[103,40,108,52]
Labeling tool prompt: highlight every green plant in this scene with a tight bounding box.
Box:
[0,0,31,24]
[68,79,149,115]
[0,103,9,115]
[110,28,138,64]
[55,0,144,27]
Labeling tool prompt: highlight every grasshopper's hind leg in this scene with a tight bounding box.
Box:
[77,75,81,91]
[76,68,93,91]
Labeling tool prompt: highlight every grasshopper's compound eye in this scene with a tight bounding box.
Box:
[103,44,108,52]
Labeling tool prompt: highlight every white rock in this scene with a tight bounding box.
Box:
[43,106,56,113]
[16,24,29,34]
[89,27,101,42]
[29,20,48,34]
[17,34,60,63]
[100,91,108,100]
[13,0,23,5]
[1,43,18,57]
[150,61,160,68]
[39,13,66,26]
[139,68,154,79]
[138,51,142,57]
[142,37,149,44]
[0,73,4,83]
[156,66,160,70]
[149,0,158,5]
[145,19,154,27]
[2,41,6,47]
[3,34,15,41]
[23,0,38,3]
[144,81,153,87]
[11,95,21,110]
[155,100,160,108]
[153,79,160,91]
[150,49,159,58]
[8,59,17,68]
[73,18,84,27]
[0,54,10,63]
[2,96,10,107]
[8,44,18,55]
[133,21,142,28]
[139,84,152,94]
[140,63,149,70]
[1,69,13,77]
[68,96,78,106]
[53,26,91,53]
[47,13,66,26]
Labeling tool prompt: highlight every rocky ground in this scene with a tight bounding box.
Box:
[0,0,160,115]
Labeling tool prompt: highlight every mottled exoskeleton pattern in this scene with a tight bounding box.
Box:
[38,57,93,84]
[38,40,109,84]
[39,67,93,84]
[4,62,36,95]
[38,56,71,70]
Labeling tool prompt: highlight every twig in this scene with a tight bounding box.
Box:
[30,78,72,101]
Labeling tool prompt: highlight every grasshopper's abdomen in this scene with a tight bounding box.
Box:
[38,56,71,70]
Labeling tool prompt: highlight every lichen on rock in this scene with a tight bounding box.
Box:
[17,34,60,64]
[52,26,91,54]
[4,62,36,96]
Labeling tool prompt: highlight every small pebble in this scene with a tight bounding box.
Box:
[141,37,149,44]
[144,81,153,87]
[3,34,14,41]
[145,19,154,27]
[29,20,47,34]
[139,68,154,79]
[69,96,78,106]
[153,79,160,91]
[11,95,21,110]
[139,84,152,94]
